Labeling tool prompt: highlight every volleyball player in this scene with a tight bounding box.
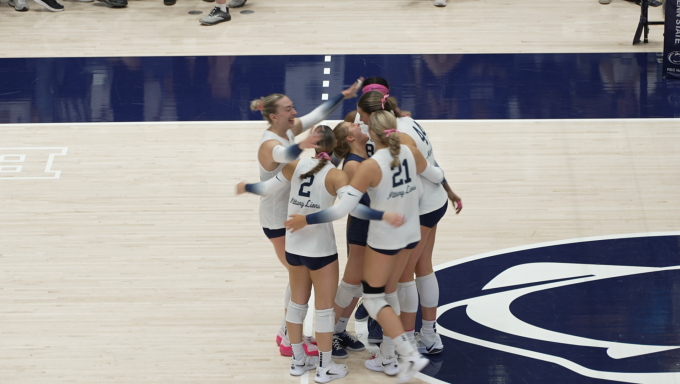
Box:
[285,110,444,383]
[237,125,403,382]
[248,79,363,357]
[340,78,403,347]
[356,86,462,356]
[328,120,370,356]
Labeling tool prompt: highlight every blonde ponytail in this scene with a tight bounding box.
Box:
[250,93,286,124]
[368,110,401,168]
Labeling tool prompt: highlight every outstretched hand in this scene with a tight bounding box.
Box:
[342,77,365,99]
[299,131,321,150]
[383,212,406,227]
[285,214,308,233]
[236,182,247,195]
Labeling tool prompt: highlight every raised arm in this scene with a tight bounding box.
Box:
[292,77,365,135]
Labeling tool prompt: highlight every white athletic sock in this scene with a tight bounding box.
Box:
[422,320,436,336]
[292,342,305,361]
[218,3,227,11]
[394,333,416,356]
[334,317,349,334]
[406,328,415,340]
[380,335,396,358]
[319,350,332,368]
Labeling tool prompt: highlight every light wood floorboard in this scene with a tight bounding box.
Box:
[0,0,667,58]
[1,119,679,383]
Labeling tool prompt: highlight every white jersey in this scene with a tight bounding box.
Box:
[366,146,422,250]
[258,129,293,229]
[286,158,338,257]
[397,117,448,215]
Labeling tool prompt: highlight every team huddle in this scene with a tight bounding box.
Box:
[236,76,462,383]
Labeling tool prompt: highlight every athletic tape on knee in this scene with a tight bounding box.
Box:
[416,272,439,308]
[334,280,362,308]
[385,291,400,316]
[284,283,291,310]
[315,308,335,333]
[285,301,308,324]
[397,281,419,313]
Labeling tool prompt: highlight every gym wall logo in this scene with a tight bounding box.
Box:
[420,233,680,384]
[668,52,680,66]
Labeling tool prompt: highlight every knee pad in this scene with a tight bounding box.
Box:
[416,272,439,308]
[361,281,390,319]
[315,308,335,333]
[285,300,308,324]
[334,280,362,309]
[397,281,419,313]
[284,283,291,310]
[385,291,400,316]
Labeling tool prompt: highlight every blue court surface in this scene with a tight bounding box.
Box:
[1,52,680,124]
[425,233,680,384]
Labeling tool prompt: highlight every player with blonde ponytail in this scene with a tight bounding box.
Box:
[247,79,363,357]
[357,86,463,357]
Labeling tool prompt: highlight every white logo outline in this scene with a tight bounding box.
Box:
[416,232,680,384]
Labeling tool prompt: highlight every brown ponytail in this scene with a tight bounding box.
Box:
[332,122,352,160]
[357,91,403,118]
[300,125,336,179]
[369,110,401,168]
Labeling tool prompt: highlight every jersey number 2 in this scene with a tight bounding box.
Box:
[298,175,315,197]
[392,159,412,188]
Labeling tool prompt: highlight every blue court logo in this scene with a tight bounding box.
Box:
[422,233,680,384]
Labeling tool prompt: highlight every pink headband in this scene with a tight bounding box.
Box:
[384,129,400,137]
[258,101,263,111]
[316,152,331,160]
[362,84,389,95]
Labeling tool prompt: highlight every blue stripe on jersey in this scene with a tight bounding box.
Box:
[343,153,371,206]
